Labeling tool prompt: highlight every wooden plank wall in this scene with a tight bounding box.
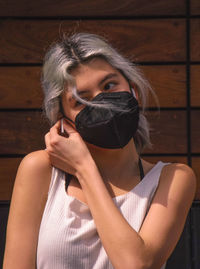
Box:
[0,0,200,201]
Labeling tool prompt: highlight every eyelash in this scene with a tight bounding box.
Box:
[104,82,117,91]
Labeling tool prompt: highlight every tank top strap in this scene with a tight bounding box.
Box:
[64,157,145,191]
[138,157,144,181]
[65,173,72,191]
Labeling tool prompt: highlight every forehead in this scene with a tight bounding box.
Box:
[69,57,120,79]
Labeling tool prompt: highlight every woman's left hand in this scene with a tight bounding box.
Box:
[45,119,92,175]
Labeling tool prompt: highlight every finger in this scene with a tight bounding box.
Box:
[49,120,61,139]
[44,132,50,148]
[53,120,61,132]
[63,118,77,135]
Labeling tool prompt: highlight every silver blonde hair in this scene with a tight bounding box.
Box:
[42,33,155,153]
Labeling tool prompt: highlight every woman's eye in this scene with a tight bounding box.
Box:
[74,100,86,108]
[74,98,88,108]
[74,101,81,107]
[104,82,116,91]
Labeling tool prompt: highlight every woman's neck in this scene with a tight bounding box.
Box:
[87,139,140,186]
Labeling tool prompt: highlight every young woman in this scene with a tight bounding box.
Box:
[3,33,196,269]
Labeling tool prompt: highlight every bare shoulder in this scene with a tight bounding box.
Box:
[20,149,51,171]
[15,150,52,194]
[157,162,197,205]
[161,163,196,191]
[9,150,53,224]
[18,150,52,176]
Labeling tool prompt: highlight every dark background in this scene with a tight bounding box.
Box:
[0,0,199,268]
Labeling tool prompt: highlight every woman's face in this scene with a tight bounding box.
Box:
[62,57,131,122]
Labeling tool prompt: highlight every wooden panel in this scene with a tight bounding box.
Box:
[0,0,186,17]
[142,65,186,108]
[191,19,200,62]
[0,158,22,200]
[0,111,49,155]
[191,110,200,153]
[144,110,187,154]
[191,65,200,107]
[0,203,10,268]
[192,157,200,200]
[191,205,200,266]
[0,65,186,109]
[0,67,43,108]
[143,156,187,164]
[0,19,186,63]
[191,0,200,15]
[166,215,192,269]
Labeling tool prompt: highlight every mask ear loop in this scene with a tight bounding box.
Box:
[138,158,144,180]
[128,79,137,99]
[131,87,137,98]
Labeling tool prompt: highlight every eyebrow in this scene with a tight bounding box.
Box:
[77,72,118,96]
[98,73,118,86]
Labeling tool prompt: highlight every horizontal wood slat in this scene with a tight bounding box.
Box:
[144,111,187,154]
[0,67,42,109]
[191,110,200,153]
[191,19,200,62]
[0,65,186,109]
[0,19,186,63]
[143,156,188,164]
[0,111,49,154]
[0,110,187,155]
[191,65,200,107]
[191,0,200,15]
[192,157,200,200]
[142,65,186,107]
[0,0,186,17]
[2,156,200,201]
[0,158,22,200]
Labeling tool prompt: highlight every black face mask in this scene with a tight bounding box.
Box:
[65,91,139,149]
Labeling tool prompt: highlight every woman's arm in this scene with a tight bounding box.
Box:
[3,150,52,269]
[46,120,196,269]
[76,160,196,269]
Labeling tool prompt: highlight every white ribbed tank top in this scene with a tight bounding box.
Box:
[37,161,169,269]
